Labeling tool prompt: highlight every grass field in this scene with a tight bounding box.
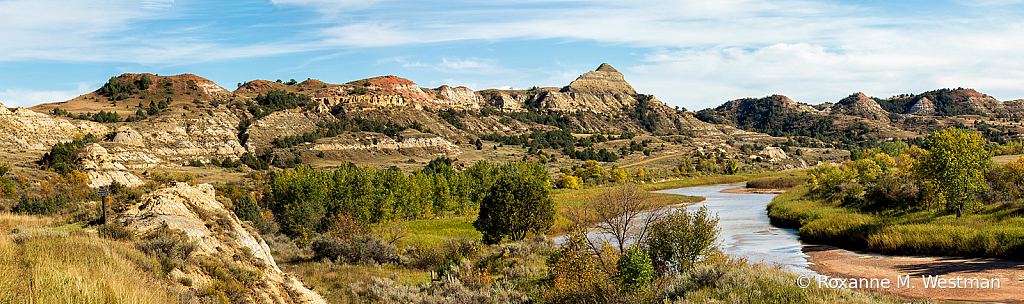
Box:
[400,216,483,249]
[768,186,1024,258]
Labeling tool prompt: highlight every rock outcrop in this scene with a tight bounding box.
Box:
[564,63,637,95]
[906,96,936,115]
[0,104,110,151]
[830,93,889,121]
[118,183,326,304]
[73,144,145,188]
[311,131,462,158]
[432,85,483,109]
[129,108,247,162]
[242,110,333,151]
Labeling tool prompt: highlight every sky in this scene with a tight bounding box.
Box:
[0,0,1021,111]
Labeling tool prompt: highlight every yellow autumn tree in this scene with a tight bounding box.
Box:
[918,127,991,217]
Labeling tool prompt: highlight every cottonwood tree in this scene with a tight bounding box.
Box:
[918,127,991,217]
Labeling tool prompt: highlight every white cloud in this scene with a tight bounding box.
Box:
[0,83,95,108]
[628,24,1024,110]
[953,0,1023,6]
[383,57,505,74]
[271,0,386,11]
[0,0,1020,108]
[0,0,172,61]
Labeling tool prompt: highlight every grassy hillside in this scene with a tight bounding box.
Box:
[0,213,181,303]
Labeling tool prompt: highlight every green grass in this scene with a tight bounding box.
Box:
[768,185,1024,258]
[641,175,749,191]
[401,216,483,249]
[747,172,808,189]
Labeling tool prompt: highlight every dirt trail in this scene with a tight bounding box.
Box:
[621,153,682,168]
[804,245,1024,303]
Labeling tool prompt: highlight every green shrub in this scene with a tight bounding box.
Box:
[37,134,98,175]
[645,205,720,274]
[474,162,554,244]
[311,234,401,265]
[12,196,69,215]
[617,246,654,293]
[135,226,198,273]
[97,223,135,241]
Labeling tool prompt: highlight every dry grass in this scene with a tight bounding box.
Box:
[0,213,180,303]
[992,154,1023,165]
[664,255,903,304]
[0,212,53,230]
[283,261,432,304]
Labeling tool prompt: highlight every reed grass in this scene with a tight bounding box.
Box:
[768,185,1024,258]
[746,172,808,189]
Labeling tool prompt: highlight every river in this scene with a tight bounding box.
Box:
[654,182,814,274]
[557,182,1024,301]
[554,182,815,274]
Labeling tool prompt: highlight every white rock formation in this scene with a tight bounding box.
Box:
[118,183,326,304]
[73,144,145,188]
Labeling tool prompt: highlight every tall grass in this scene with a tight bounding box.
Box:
[0,214,179,303]
[768,185,1024,258]
[642,175,748,191]
[746,172,808,189]
[0,233,179,303]
[402,217,483,249]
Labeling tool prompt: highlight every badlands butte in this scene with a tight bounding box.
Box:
[2,63,1024,303]
[6,63,1024,174]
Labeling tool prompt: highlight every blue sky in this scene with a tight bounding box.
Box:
[0,0,1021,110]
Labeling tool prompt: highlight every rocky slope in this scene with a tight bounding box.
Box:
[117,183,325,303]
[73,143,145,188]
[0,102,110,151]
[828,93,890,122]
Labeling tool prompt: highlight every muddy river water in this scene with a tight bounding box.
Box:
[653,182,815,274]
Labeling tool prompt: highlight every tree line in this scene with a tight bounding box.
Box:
[269,160,536,243]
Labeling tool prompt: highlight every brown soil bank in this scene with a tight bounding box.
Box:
[804,245,1024,303]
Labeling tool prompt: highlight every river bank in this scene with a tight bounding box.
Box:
[671,183,1024,303]
[805,245,1024,303]
[766,184,1024,302]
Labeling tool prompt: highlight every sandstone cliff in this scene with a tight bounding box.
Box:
[127,107,247,162]
[242,110,334,151]
[118,183,326,304]
[0,103,110,151]
[905,96,936,115]
[73,143,145,188]
[310,130,462,158]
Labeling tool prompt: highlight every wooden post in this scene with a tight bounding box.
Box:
[98,187,109,225]
[102,195,108,225]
